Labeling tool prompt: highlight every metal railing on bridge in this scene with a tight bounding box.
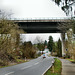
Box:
[11,17,72,20]
[10,17,75,22]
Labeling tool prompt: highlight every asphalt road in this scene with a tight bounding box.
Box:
[0,55,54,75]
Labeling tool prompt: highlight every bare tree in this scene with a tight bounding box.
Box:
[0,10,25,65]
[34,36,44,44]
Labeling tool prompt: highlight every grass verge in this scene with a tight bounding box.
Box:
[0,59,28,68]
[44,58,62,75]
[67,59,75,63]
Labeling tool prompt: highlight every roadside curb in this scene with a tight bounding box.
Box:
[42,64,52,75]
[42,59,55,75]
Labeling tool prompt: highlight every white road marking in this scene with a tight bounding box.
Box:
[34,62,39,65]
[5,71,14,75]
[40,61,43,63]
[42,65,52,75]
[21,61,40,70]
[21,65,32,70]
[21,60,43,70]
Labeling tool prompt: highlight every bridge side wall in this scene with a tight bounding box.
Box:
[17,22,61,33]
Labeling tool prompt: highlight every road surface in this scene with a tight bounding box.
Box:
[0,55,54,75]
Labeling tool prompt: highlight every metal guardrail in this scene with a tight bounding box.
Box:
[10,17,75,22]
[11,17,72,20]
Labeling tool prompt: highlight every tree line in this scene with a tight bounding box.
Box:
[36,35,62,57]
[0,11,37,66]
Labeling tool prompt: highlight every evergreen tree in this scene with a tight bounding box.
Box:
[52,42,56,52]
[48,36,54,52]
[44,40,47,46]
[57,38,62,57]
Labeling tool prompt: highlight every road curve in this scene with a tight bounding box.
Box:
[0,56,54,75]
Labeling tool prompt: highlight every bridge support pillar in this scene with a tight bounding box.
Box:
[62,40,65,56]
[61,33,65,56]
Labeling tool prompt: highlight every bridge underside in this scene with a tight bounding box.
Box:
[17,22,61,33]
[15,21,65,55]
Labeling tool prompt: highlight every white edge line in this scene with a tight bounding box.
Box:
[42,59,55,75]
[5,71,15,75]
[42,65,52,75]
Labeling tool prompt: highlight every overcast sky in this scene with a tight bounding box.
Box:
[20,33,61,44]
[0,0,66,43]
[0,0,67,18]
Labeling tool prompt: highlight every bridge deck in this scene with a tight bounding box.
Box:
[13,19,70,22]
[12,19,72,33]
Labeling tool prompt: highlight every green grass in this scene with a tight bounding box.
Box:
[0,59,27,68]
[67,59,75,63]
[67,59,74,61]
[0,65,9,68]
[44,58,62,75]
[16,59,26,63]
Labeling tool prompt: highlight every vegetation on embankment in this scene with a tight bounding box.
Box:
[0,58,28,68]
[67,59,75,63]
[0,11,37,68]
[44,58,62,75]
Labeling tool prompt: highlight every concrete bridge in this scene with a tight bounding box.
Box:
[13,18,70,33]
[12,18,72,56]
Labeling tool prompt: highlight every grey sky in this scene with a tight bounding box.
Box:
[20,33,61,44]
[0,0,66,18]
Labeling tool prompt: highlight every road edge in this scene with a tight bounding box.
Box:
[42,64,52,75]
[42,59,55,75]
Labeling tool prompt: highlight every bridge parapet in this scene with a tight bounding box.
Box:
[13,19,71,22]
[11,17,72,22]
